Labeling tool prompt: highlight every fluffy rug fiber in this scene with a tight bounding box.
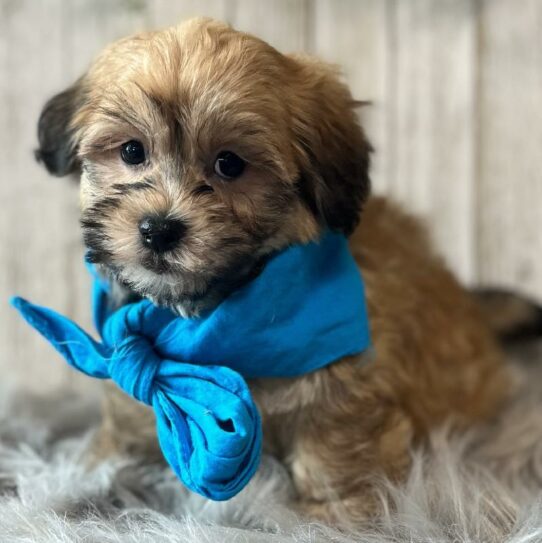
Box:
[1,346,541,542]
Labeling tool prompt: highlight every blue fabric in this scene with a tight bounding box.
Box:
[11,231,371,501]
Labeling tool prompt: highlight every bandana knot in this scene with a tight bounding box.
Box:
[109,334,160,405]
[11,231,371,501]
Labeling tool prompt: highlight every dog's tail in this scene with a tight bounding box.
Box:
[472,288,542,344]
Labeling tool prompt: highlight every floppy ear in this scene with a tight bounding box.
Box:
[35,80,84,177]
[290,56,372,235]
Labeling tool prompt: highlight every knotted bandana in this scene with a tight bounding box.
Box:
[11,231,371,500]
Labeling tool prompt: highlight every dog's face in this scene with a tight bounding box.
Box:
[36,18,371,315]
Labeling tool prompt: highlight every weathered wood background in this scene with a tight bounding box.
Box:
[0,0,541,392]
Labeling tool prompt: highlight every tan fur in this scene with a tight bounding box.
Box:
[91,198,510,524]
[67,18,367,313]
[38,18,510,526]
[250,198,510,522]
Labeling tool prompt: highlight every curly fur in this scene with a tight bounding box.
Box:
[33,17,516,526]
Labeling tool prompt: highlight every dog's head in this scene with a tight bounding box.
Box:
[36,18,371,315]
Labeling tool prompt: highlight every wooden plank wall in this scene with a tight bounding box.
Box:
[0,0,540,392]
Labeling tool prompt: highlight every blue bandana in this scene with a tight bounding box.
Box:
[11,231,371,501]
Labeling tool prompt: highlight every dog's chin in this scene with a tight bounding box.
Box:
[102,255,267,318]
[109,263,212,318]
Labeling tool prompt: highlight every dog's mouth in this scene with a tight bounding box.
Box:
[82,211,272,315]
[94,250,269,317]
[139,251,175,275]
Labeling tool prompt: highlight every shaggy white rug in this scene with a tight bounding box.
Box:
[1,346,541,543]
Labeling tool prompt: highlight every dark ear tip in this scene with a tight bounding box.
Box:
[35,83,82,178]
[34,147,76,177]
[34,148,46,166]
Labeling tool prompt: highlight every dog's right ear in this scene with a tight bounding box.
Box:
[35,80,84,177]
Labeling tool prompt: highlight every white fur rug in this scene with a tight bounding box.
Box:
[1,348,542,542]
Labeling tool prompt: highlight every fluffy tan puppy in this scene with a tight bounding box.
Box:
[36,18,510,524]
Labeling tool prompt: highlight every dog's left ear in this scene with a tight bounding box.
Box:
[35,79,85,177]
[289,56,372,235]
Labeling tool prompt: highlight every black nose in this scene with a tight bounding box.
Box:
[138,216,185,253]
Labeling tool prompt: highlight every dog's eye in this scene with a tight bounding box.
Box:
[120,140,146,165]
[214,151,246,180]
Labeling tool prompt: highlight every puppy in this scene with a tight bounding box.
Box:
[35,18,511,524]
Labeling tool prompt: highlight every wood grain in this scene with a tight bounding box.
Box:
[0,0,85,392]
[232,0,310,51]
[386,0,478,283]
[476,0,542,299]
[0,0,541,391]
[312,0,391,206]
[147,0,230,29]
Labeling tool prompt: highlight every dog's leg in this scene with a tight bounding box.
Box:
[252,360,414,526]
[289,401,414,526]
[87,382,161,464]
